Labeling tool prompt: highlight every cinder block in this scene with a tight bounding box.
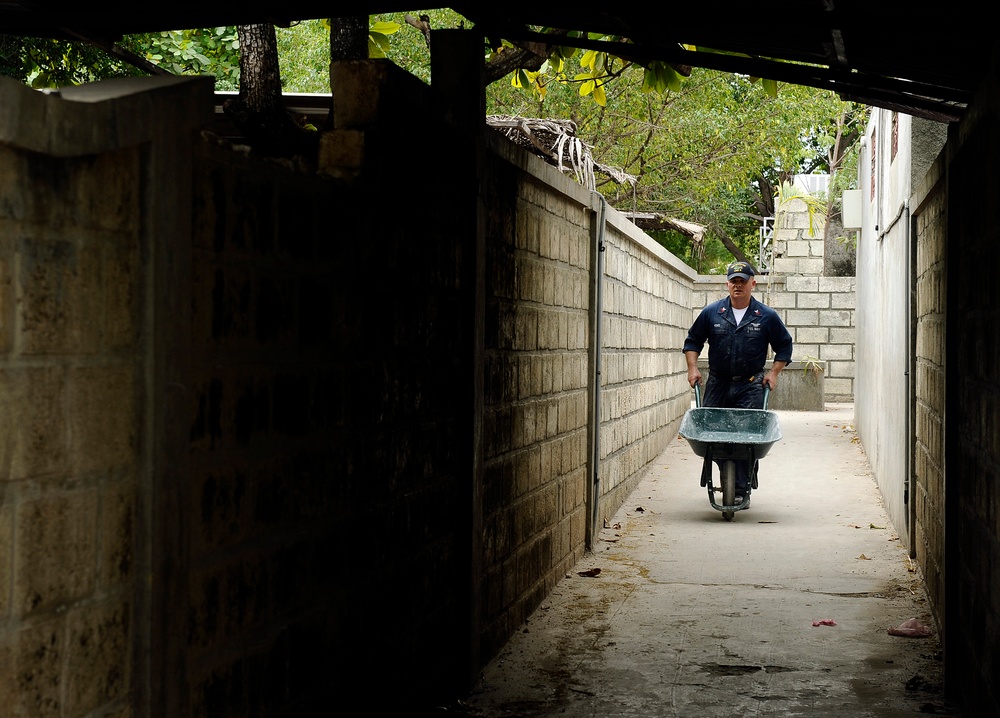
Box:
[818,309,853,327]
[821,343,855,361]
[317,129,365,175]
[795,327,830,344]
[786,240,811,257]
[0,244,14,353]
[828,360,856,378]
[785,276,820,292]
[0,619,64,716]
[767,292,797,308]
[103,244,139,351]
[786,309,820,326]
[824,377,853,397]
[0,499,10,618]
[63,602,130,714]
[772,257,799,275]
[14,492,99,615]
[68,364,136,475]
[18,239,108,355]
[797,293,832,309]
[831,291,856,308]
[0,367,67,480]
[830,327,857,344]
[100,483,135,588]
[819,276,855,293]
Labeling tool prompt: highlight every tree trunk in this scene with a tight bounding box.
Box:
[238,23,283,116]
[330,16,368,62]
[326,17,369,131]
[223,24,317,161]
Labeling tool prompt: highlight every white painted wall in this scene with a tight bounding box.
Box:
[855,109,913,539]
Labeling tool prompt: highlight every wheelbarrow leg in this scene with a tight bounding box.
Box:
[721,460,736,521]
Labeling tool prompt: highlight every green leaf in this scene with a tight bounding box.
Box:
[370,31,392,55]
[592,82,607,106]
[370,21,400,35]
[663,64,683,93]
[368,36,386,59]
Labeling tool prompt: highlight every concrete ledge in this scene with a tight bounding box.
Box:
[698,359,825,411]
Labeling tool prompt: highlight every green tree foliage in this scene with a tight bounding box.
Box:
[485,57,867,267]
[143,27,241,91]
[0,34,146,86]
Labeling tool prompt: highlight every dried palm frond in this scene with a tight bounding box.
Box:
[487,115,636,190]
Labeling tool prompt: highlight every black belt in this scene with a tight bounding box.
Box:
[714,372,762,382]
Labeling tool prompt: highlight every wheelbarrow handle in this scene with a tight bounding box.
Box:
[694,382,769,409]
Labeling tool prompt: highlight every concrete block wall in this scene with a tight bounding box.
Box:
[941,82,1000,714]
[771,276,856,402]
[0,141,139,718]
[598,216,694,513]
[772,197,827,276]
[911,156,946,629]
[182,64,482,712]
[689,272,856,403]
[479,137,694,661]
[480,143,593,656]
[0,75,214,718]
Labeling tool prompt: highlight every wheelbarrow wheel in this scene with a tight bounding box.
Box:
[721,460,736,521]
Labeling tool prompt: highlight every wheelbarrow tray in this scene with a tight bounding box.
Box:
[679,407,782,460]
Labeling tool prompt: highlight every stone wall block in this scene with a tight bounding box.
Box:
[786,309,820,326]
[14,491,98,615]
[100,482,135,588]
[772,257,799,275]
[830,327,856,344]
[786,240,812,257]
[785,276,820,292]
[831,291,856,308]
[68,364,136,475]
[818,309,853,327]
[103,242,139,351]
[0,145,30,221]
[0,367,67,479]
[821,343,855,361]
[0,239,15,353]
[797,292,831,309]
[0,620,64,716]
[794,326,830,344]
[0,498,10,618]
[64,601,130,714]
[71,151,142,234]
[18,238,103,355]
[819,276,855,293]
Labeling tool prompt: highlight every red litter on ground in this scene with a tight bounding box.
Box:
[812,619,837,627]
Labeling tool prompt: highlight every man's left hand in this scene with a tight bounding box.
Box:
[763,372,779,390]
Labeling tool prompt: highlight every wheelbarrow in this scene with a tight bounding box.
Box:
[678,383,782,520]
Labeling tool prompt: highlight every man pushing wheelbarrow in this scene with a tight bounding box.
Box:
[681,261,793,518]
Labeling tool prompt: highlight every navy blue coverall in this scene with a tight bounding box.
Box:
[682,295,793,493]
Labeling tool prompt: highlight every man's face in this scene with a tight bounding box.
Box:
[727,276,755,304]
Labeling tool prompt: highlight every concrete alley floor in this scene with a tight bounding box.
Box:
[458,404,959,717]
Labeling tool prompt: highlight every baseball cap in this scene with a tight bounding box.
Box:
[726,261,755,280]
